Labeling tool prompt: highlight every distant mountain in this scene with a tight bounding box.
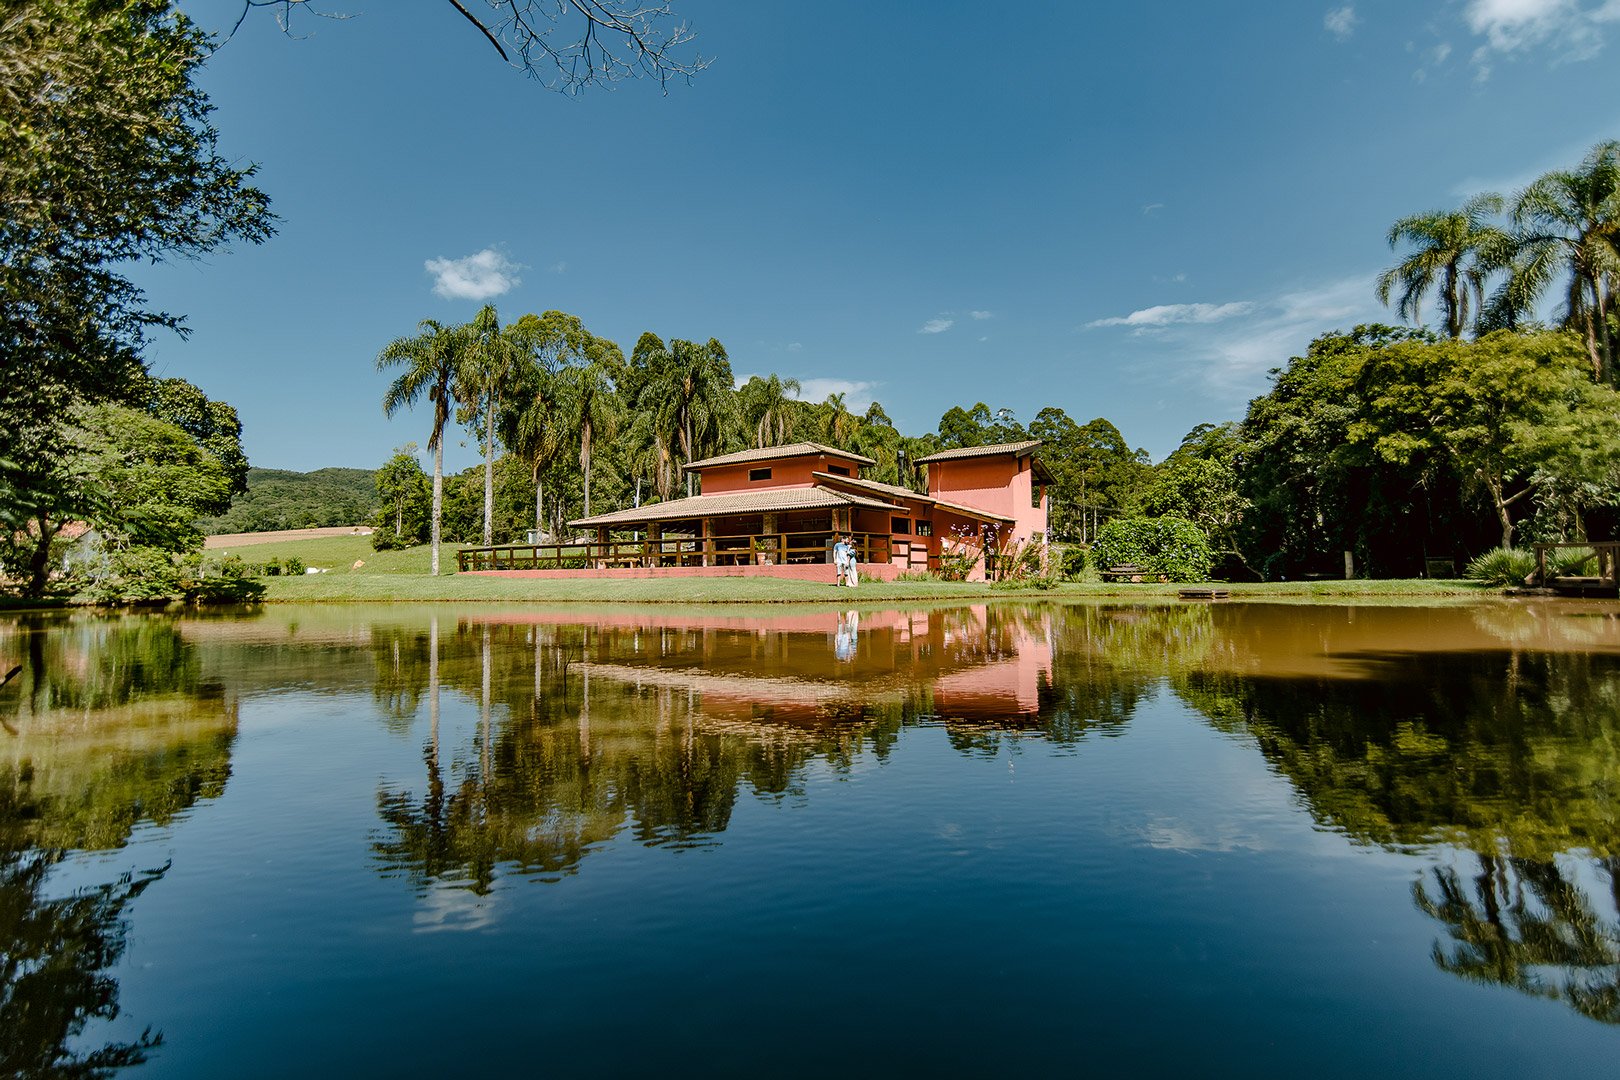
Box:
[199,466,380,535]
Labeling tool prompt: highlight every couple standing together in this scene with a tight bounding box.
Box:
[833,535,860,587]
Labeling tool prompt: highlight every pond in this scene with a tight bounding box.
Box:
[2,600,1619,1077]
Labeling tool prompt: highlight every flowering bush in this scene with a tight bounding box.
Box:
[1092,516,1214,582]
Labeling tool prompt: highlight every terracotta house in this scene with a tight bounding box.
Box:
[460,440,1052,582]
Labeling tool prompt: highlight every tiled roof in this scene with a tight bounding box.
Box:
[811,472,1016,525]
[912,440,1044,464]
[683,442,877,471]
[810,472,923,502]
[569,485,901,528]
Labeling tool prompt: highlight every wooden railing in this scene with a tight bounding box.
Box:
[1530,541,1620,586]
[458,532,894,573]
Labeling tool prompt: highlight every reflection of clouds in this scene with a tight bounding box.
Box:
[1139,817,1270,854]
[413,884,498,933]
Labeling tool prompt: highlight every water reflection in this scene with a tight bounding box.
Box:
[9,599,1620,1051]
[368,606,1070,893]
[0,615,239,1078]
[1171,623,1620,1024]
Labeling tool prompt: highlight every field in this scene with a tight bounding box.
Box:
[220,535,1497,604]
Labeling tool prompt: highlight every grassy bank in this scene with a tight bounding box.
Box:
[232,535,1499,604]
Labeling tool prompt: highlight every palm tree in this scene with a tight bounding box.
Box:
[737,373,801,448]
[497,310,599,535]
[562,340,624,519]
[1375,193,1513,339]
[641,337,733,496]
[811,392,857,448]
[462,304,523,546]
[1492,140,1620,382]
[378,319,471,575]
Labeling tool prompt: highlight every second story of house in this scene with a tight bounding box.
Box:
[914,440,1052,540]
[686,443,876,494]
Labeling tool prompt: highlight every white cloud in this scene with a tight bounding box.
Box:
[793,378,881,412]
[1433,41,1454,62]
[1141,202,1165,215]
[970,310,994,320]
[1325,5,1360,40]
[1102,275,1378,403]
[549,260,567,274]
[786,342,802,352]
[424,248,522,301]
[918,317,954,334]
[1462,0,1620,70]
[1086,301,1255,329]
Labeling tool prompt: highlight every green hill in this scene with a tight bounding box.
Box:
[200,466,380,535]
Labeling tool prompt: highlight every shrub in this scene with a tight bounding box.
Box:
[371,526,413,552]
[81,546,185,604]
[896,570,943,582]
[1465,547,1537,586]
[1058,546,1087,580]
[1092,516,1214,583]
[185,576,266,604]
[937,540,980,582]
[283,556,306,576]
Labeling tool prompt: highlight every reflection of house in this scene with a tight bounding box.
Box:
[461,440,1052,581]
[461,605,1054,726]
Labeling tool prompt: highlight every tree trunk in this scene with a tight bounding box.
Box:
[1487,477,1514,549]
[533,465,544,536]
[684,415,694,497]
[482,390,495,546]
[24,514,61,598]
[582,425,593,519]
[431,433,444,576]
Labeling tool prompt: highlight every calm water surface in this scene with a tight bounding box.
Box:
[3,600,1619,1077]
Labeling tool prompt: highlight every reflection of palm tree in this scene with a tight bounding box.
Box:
[1414,852,1620,1024]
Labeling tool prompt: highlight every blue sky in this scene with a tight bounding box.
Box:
[140,0,1620,471]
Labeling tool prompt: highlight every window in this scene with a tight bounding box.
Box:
[891,516,911,535]
[749,468,772,481]
[828,465,850,476]
[1033,483,1045,508]
[915,521,933,537]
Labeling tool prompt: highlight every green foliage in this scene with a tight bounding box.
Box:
[283,556,305,576]
[1464,547,1537,586]
[81,546,184,603]
[1057,546,1088,580]
[200,467,379,534]
[0,0,274,598]
[1092,516,1214,582]
[1029,409,1150,538]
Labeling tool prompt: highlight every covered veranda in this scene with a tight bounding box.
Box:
[457,486,907,576]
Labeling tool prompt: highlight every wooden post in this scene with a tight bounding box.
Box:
[1344,550,1354,579]
[702,518,713,567]
[762,513,778,564]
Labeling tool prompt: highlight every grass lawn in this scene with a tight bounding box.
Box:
[235,535,1501,604]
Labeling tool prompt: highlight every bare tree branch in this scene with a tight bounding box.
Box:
[224,0,710,94]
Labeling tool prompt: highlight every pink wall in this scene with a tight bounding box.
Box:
[699,452,867,494]
[928,455,1047,541]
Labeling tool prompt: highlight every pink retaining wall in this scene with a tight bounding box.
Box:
[461,561,905,582]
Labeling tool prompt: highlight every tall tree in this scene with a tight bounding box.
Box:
[1492,140,1620,382]
[497,311,594,533]
[736,374,801,448]
[0,0,273,588]
[461,304,524,546]
[378,319,471,575]
[1352,330,1620,548]
[563,336,624,518]
[1375,193,1513,339]
[636,336,732,496]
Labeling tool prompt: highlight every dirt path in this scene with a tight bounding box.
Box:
[205,526,372,549]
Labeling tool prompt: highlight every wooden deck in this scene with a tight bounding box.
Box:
[1530,542,1620,597]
